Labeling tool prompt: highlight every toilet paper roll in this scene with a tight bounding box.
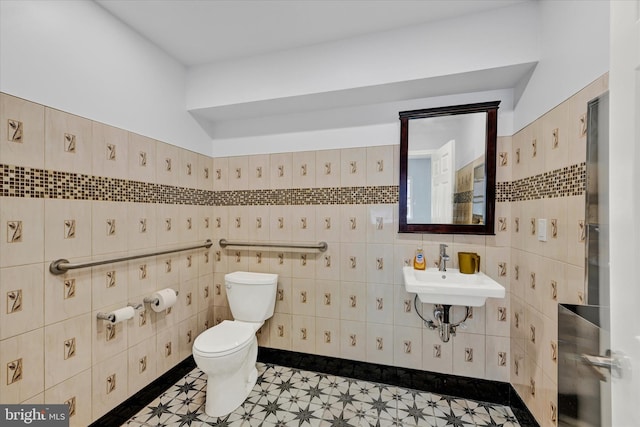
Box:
[108,306,135,324]
[150,288,177,312]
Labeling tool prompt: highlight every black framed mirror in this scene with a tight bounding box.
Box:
[399,101,499,234]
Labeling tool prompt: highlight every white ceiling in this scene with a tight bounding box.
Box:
[95,0,526,67]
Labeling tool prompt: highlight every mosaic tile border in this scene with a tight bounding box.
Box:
[0,165,212,205]
[1,162,584,206]
[497,163,586,203]
[0,164,398,206]
[453,190,473,204]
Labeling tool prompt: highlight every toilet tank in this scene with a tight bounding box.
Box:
[225,271,278,322]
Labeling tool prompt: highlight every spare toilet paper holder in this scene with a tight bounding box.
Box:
[96,312,115,322]
[143,290,179,306]
[96,302,142,322]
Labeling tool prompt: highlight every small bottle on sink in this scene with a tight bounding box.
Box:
[413,246,426,270]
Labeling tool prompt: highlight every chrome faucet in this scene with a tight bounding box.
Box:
[439,244,450,272]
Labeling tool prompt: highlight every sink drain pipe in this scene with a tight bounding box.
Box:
[413,295,472,343]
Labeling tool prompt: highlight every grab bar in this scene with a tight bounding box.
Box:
[219,239,328,252]
[49,239,214,275]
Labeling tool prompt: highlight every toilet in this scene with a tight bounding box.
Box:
[193,271,278,417]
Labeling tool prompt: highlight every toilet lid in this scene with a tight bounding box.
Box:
[194,321,254,355]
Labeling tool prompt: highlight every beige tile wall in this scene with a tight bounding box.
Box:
[508,74,608,427]
[207,75,608,427]
[0,93,214,426]
[0,74,607,426]
[208,142,512,388]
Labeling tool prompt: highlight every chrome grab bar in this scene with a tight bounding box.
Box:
[219,239,328,252]
[49,239,213,275]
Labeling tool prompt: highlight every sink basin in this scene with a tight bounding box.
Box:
[403,266,505,307]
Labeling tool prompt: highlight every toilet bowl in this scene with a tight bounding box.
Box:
[192,271,278,417]
[193,320,259,417]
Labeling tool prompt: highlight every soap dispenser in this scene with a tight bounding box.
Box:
[413,246,426,270]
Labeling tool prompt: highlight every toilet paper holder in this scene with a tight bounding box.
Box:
[143,290,179,306]
[96,303,140,323]
[96,312,117,322]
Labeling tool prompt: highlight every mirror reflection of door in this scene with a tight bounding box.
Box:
[431,140,454,223]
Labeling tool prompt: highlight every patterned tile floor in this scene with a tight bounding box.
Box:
[124,363,522,427]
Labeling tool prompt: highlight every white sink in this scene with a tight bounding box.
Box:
[403,266,505,307]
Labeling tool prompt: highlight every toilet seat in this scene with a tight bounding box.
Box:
[193,321,255,357]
